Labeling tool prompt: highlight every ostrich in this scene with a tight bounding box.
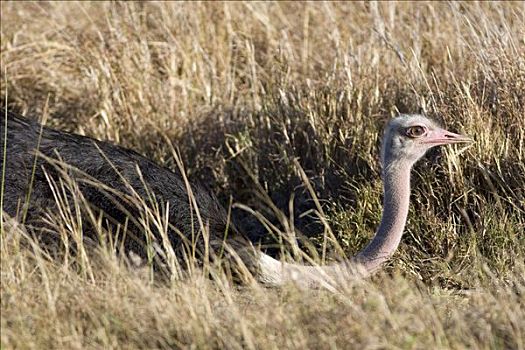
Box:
[1,109,471,288]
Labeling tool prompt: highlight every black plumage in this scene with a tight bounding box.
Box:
[0,108,254,271]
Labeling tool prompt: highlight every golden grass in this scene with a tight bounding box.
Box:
[1,2,524,349]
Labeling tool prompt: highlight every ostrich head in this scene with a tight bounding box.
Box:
[380,114,471,172]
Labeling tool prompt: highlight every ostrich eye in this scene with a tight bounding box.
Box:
[405,125,426,138]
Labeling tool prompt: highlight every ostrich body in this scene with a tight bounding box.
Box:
[1,109,470,288]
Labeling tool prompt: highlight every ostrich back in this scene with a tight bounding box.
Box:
[0,109,246,263]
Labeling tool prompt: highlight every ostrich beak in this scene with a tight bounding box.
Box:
[423,127,473,146]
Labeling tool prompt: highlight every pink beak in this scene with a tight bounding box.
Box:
[423,128,472,146]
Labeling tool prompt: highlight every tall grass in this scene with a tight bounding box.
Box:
[1,2,524,349]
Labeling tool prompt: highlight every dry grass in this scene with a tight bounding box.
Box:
[1,2,525,349]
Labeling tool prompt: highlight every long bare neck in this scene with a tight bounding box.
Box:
[255,159,413,289]
[355,161,412,273]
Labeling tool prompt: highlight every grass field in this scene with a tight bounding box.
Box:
[1,2,524,349]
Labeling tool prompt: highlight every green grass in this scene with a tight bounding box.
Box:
[1,2,524,349]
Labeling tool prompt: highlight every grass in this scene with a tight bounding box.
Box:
[1,2,524,349]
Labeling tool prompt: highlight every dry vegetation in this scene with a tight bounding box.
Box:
[1,2,525,349]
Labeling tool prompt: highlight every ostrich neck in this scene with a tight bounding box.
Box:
[355,161,412,274]
[255,159,415,289]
